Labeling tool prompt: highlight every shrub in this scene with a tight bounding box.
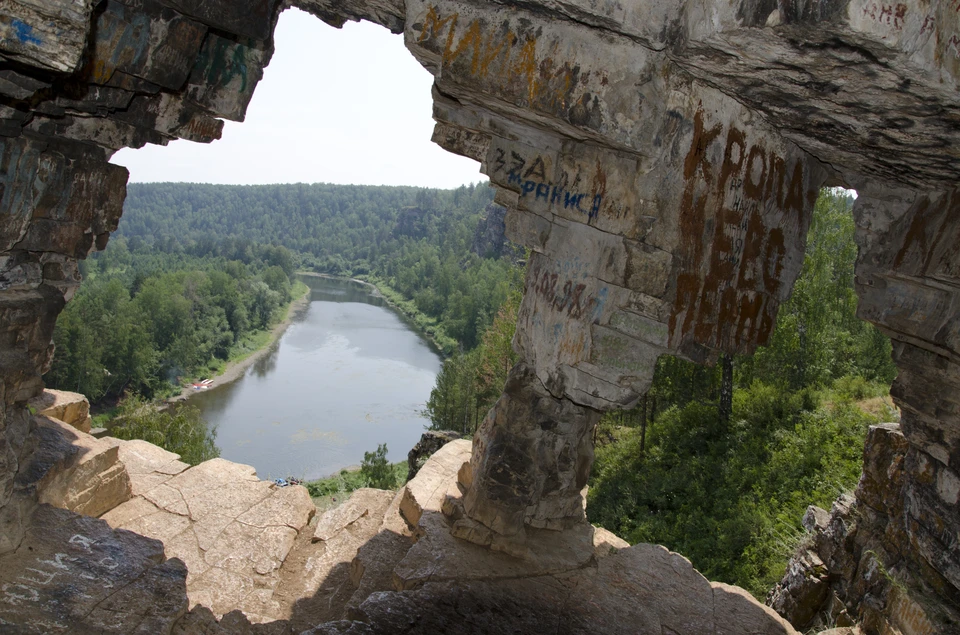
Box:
[109,395,219,465]
[360,443,397,489]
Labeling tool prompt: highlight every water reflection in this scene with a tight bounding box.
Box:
[188,275,442,480]
[251,341,280,377]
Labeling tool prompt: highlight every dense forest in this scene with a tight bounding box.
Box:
[47,241,301,402]
[119,182,520,352]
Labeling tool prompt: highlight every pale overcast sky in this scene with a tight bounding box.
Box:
[112,9,485,188]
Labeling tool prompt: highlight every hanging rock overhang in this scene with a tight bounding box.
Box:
[1,0,960,631]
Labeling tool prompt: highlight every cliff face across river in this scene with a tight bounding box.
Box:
[187,275,442,480]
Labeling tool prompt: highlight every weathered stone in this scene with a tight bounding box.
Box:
[265,488,399,630]
[802,506,830,533]
[184,33,270,122]
[344,488,417,611]
[87,0,207,91]
[399,439,471,528]
[349,545,798,635]
[296,0,405,33]
[462,364,598,542]
[767,548,831,629]
[103,455,315,620]
[315,488,394,541]
[31,417,132,518]
[0,70,49,101]
[102,437,190,496]
[405,429,461,482]
[163,0,277,41]
[29,389,92,433]
[0,503,187,633]
[0,0,95,73]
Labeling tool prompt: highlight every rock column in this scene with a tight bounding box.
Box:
[852,185,960,608]
[404,0,827,545]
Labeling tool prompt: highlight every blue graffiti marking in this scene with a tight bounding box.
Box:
[511,173,603,221]
[11,19,42,46]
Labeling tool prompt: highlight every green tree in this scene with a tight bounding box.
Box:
[360,443,396,489]
[109,396,219,465]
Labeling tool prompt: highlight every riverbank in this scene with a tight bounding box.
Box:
[167,280,311,404]
[299,271,454,356]
[297,271,383,297]
[357,275,456,356]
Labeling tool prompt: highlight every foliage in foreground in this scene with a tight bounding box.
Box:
[108,396,219,465]
[588,385,888,598]
[360,443,399,489]
[587,189,899,598]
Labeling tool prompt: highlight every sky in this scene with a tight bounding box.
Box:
[112,9,485,188]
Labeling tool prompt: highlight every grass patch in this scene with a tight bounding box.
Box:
[304,461,407,513]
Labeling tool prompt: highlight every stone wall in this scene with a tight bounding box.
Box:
[2,0,960,630]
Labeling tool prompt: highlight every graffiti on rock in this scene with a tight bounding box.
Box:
[416,5,587,115]
[670,104,813,353]
[490,147,606,221]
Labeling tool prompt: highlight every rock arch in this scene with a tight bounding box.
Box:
[1,0,959,630]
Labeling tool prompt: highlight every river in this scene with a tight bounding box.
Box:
[187,275,442,481]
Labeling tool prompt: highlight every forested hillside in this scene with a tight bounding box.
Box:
[47,182,523,404]
[47,242,302,402]
[118,182,520,351]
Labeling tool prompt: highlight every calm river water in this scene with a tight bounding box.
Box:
[188,276,442,481]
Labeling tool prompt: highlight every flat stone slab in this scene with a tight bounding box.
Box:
[102,457,315,621]
[313,488,394,543]
[265,488,398,631]
[0,503,187,634]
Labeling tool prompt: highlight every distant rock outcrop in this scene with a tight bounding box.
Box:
[406,429,460,482]
[470,203,525,263]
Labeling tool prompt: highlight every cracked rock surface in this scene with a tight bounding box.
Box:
[102,456,316,623]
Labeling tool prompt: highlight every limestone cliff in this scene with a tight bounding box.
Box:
[1,0,960,632]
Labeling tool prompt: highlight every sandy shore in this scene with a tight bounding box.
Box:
[167,288,311,404]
